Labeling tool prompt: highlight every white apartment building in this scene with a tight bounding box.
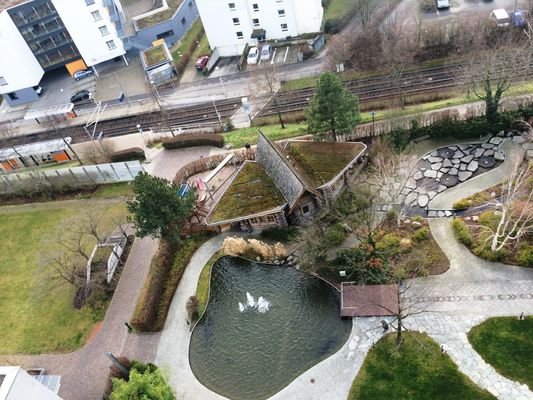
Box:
[0,366,62,400]
[0,0,125,106]
[196,0,323,57]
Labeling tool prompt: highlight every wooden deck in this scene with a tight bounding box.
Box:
[340,283,399,317]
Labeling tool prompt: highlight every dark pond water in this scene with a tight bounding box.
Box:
[189,256,351,400]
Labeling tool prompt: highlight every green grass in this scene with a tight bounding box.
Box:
[225,123,308,148]
[208,162,286,223]
[195,251,223,317]
[468,317,533,390]
[171,18,203,63]
[143,45,168,67]
[91,182,133,199]
[0,200,127,354]
[349,332,496,400]
[323,0,358,22]
[135,0,183,30]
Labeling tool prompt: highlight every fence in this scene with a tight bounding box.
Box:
[0,160,144,194]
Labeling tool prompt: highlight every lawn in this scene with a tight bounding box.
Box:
[171,18,204,63]
[0,199,127,354]
[195,251,223,318]
[349,332,496,400]
[323,0,358,23]
[225,123,308,148]
[468,317,533,390]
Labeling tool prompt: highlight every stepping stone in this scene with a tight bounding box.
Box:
[428,156,443,163]
[452,150,465,159]
[461,155,474,163]
[490,137,503,145]
[483,149,494,157]
[424,170,438,178]
[474,148,485,158]
[458,171,473,181]
[437,184,447,193]
[467,160,478,172]
[440,167,449,173]
[422,155,430,160]
[437,148,455,159]
[437,211,446,217]
[448,146,458,150]
[430,151,439,157]
[405,192,417,206]
[436,172,443,179]
[441,174,459,187]
[448,168,458,175]
[463,148,472,155]
[417,186,427,194]
[428,210,438,217]
[459,163,467,171]
[458,144,470,150]
[413,171,424,180]
[431,162,442,171]
[442,159,453,168]
[445,210,453,217]
[428,191,437,199]
[418,195,429,207]
[497,130,505,137]
[405,179,417,190]
[478,157,496,168]
[452,159,460,164]
[401,187,411,196]
[494,151,505,161]
[481,143,494,149]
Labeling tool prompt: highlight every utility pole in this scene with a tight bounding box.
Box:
[49,117,82,164]
[149,80,175,137]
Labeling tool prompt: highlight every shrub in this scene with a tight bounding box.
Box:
[479,211,501,231]
[376,233,402,256]
[110,147,145,163]
[325,223,348,246]
[419,0,437,13]
[221,236,287,261]
[186,295,199,323]
[260,226,299,242]
[412,227,430,242]
[473,245,509,262]
[452,198,471,210]
[452,219,473,247]
[517,245,533,267]
[162,134,224,150]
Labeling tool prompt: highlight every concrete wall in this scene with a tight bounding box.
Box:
[196,0,323,56]
[0,10,44,95]
[134,1,199,47]
[2,86,39,106]
[52,0,125,66]
[0,367,61,400]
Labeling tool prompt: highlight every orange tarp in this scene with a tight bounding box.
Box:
[65,59,87,77]
[52,151,70,162]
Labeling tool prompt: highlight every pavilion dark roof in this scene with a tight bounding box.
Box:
[340,284,399,317]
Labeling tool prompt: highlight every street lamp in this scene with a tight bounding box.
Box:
[136,124,151,163]
[370,111,376,136]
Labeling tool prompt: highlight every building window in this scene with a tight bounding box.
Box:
[278,9,285,17]
[232,17,240,25]
[228,2,235,10]
[181,17,186,25]
[106,40,116,49]
[7,92,19,100]
[99,25,109,36]
[85,0,95,5]
[281,23,288,32]
[0,76,7,86]
[252,3,259,11]
[301,204,311,215]
[91,10,102,21]
[236,31,244,39]
[156,29,174,39]
[252,18,259,26]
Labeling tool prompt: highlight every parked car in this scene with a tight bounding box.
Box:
[260,45,271,61]
[490,9,511,27]
[436,0,450,9]
[73,69,93,81]
[70,89,92,104]
[247,47,260,65]
[195,55,209,71]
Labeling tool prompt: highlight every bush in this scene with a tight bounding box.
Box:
[419,0,437,12]
[161,134,224,150]
[376,233,401,256]
[453,199,471,210]
[110,362,174,400]
[473,245,509,262]
[110,147,145,163]
[452,219,473,247]
[221,237,287,260]
[517,245,533,267]
[412,227,430,242]
[260,226,299,242]
[325,223,348,246]
[479,211,501,231]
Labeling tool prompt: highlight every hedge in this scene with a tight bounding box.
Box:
[162,134,224,150]
[110,147,145,163]
[451,219,473,247]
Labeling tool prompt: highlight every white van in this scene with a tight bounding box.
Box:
[490,9,511,27]
[436,0,450,9]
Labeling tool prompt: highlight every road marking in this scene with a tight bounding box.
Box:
[283,47,289,63]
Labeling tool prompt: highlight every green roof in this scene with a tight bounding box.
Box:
[208,162,287,224]
[135,0,183,30]
[286,141,365,187]
[143,45,169,67]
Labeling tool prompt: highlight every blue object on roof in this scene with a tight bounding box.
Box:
[178,183,190,197]
[512,10,527,27]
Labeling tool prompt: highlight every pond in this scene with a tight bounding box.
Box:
[189,256,351,400]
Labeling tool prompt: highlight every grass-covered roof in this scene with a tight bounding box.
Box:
[285,141,365,187]
[208,162,287,224]
[143,45,169,67]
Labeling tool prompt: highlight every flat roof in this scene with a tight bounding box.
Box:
[0,0,29,11]
[134,0,183,30]
[24,103,74,120]
[207,161,287,225]
[284,141,366,187]
[340,283,399,317]
[0,137,71,160]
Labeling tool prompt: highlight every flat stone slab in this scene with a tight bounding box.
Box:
[418,194,429,207]
[452,159,460,164]
[441,174,459,187]
[474,148,485,158]
[490,137,503,145]
[413,171,424,180]
[460,163,467,171]
[482,143,495,149]
[478,157,496,168]
[448,168,458,176]
[494,151,505,161]
[431,162,443,171]
[453,150,465,159]
[467,160,479,172]
[461,155,474,163]
[483,149,494,157]
[442,159,453,168]
[428,191,437,199]
[428,156,443,163]
[427,210,438,217]
[459,171,473,182]
[405,179,417,190]
[440,167,450,173]
[424,170,438,178]
[512,136,526,144]
[437,184,447,193]
[437,148,455,159]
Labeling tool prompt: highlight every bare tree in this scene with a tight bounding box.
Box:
[254,64,285,129]
[355,0,374,31]
[480,161,533,251]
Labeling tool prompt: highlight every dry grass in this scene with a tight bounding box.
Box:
[222,237,287,260]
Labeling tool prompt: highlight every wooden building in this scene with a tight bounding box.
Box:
[0,137,73,172]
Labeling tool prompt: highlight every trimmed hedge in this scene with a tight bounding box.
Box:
[452,219,473,247]
[162,134,224,150]
[110,147,145,162]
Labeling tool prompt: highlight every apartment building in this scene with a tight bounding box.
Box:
[0,0,125,106]
[196,0,323,57]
